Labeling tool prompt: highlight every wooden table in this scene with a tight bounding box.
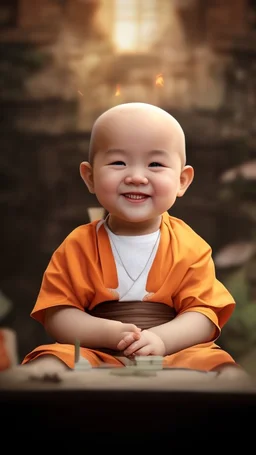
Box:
[1,367,255,446]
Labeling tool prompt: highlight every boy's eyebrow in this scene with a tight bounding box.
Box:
[105,148,169,155]
[148,149,169,156]
[106,148,126,154]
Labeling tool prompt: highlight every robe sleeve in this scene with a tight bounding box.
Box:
[173,242,235,338]
[30,234,93,325]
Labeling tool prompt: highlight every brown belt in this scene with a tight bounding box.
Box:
[88,301,176,356]
[89,300,176,329]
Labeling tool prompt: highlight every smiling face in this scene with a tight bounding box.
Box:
[80,103,194,234]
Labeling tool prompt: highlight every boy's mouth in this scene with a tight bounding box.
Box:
[122,193,149,200]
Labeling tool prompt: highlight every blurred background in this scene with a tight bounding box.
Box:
[0,0,255,374]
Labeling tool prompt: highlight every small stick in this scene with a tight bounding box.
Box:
[74,338,80,364]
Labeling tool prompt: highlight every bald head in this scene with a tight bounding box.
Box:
[88,102,186,167]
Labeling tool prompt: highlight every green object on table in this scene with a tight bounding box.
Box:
[109,367,157,377]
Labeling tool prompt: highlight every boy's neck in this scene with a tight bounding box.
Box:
[106,214,162,236]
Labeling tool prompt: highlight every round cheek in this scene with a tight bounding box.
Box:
[153,174,178,196]
[93,170,118,200]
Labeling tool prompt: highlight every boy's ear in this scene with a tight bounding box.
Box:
[177,165,194,197]
[80,161,95,194]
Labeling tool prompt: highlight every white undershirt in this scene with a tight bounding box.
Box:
[104,223,160,301]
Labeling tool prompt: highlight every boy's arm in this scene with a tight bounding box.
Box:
[148,235,235,355]
[148,311,216,355]
[118,311,215,357]
[45,306,141,350]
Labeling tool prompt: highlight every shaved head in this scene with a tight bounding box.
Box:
[88,102,186,167]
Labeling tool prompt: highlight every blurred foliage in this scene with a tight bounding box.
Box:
[220,268,256,356]
[216,161,256,372]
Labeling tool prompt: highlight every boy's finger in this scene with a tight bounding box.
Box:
[123,340,141,357]
[117,331,140,350]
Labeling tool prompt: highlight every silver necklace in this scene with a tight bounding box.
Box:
[106,220,160,283]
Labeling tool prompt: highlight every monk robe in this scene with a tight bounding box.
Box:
[22,212,236,371]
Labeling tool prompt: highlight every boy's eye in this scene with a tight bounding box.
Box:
[109,161,126,166]
[149,162,163,167]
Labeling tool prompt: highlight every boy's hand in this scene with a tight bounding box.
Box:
[117,330,165,357]
[115,323,141,350]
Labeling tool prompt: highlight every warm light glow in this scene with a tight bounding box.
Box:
[113,0,157,52]
[115,84,121,96]
[114,23,137,51]
[155,73,164,87]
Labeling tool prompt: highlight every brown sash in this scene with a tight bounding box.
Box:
[88,301,176,356]
[88,300,176,330]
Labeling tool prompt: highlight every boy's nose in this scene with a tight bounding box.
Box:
[124,174,148,185]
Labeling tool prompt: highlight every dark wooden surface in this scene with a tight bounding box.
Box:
[0,368,255,445]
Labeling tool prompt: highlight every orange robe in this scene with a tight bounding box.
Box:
[22,212,236,371]
[0,329,12,371]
